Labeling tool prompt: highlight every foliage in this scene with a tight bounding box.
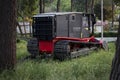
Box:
[45,0,71,12]
[73,0,98,13]
[17,0,39,21]
[94,32,118,37]
[17,0,117,21]
[61,0,71,12]
[16,40,29,60]
[73,0,85,12]
[0,40,115,80]
[113,0,120,6]
[94,0,113,21]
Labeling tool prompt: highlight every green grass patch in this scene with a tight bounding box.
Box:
[0,40,115,80]
[16,40,29,60]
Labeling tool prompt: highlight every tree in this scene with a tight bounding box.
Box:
[91,0,94,13]
[71,0,73,11]
[110,17,120,80]
[57,0,61,12]
[85,0,88,13]
[60,0,71,12]
[39,0,71,12]
[111,0,115,27]
[110,1,120,79]
[74,0,95,13]
[73,0,85,12]
[94,0,113,21]
[42,0,55,13]
[113,0,120,6]
[39,0,45,13]
[0,0,16,70]
[17,0,38,19]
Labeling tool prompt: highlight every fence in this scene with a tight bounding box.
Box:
[17,21,32,38]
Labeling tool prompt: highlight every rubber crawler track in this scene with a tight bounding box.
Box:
[27,38,39,57]
[54,40,98,60]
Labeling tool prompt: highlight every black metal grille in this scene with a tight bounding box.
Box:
[33,17,54,40]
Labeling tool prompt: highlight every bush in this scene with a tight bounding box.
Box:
[94,32,118,37]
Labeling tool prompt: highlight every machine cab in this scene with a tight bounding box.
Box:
[32,12,96,40]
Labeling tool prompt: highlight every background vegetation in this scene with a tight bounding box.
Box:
[94,32,118,37]
[17,0,120,21]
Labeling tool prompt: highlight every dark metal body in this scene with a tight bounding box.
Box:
[32,12,95,40]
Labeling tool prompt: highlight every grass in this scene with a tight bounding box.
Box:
[0,40,115,80]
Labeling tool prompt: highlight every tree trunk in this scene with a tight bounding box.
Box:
[39,0,43,13]
[57,0,61,12]
[71,0,73,12]
[43,0,45,13]
[91,0,94,13]
[85,0,88,13]
[110,17,120,80]
[0,0,16,70]
[111,0,114,28]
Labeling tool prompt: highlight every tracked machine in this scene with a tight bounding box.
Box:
[27,12,107,60]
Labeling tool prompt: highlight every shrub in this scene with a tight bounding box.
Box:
[94,32,118,37]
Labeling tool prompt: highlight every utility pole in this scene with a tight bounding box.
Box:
[101,0,103,40]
